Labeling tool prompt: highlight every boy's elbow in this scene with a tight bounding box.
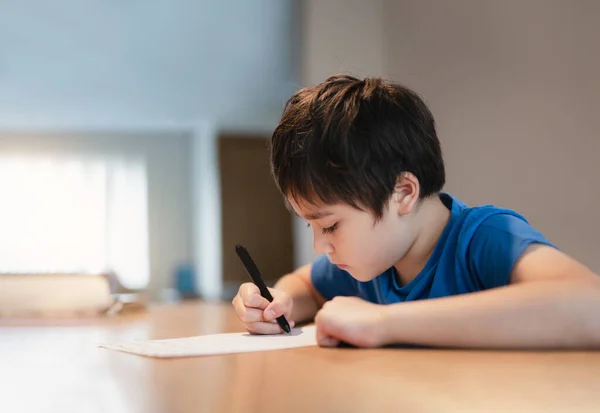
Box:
[583,323,600,349]
[560,276,600,348]
[582,279,600,348]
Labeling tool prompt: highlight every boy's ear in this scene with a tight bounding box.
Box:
[392,173,420,215]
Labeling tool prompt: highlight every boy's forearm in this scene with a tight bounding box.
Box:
[383,280,600,349]
[274,264,324,324]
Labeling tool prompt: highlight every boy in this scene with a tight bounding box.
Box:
[232,74,600,349]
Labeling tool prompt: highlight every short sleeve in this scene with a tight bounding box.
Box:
[310,254,359,300]
[468,214,556,289]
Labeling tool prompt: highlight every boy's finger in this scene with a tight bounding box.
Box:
[267,319,296,327]
[246,321,286,335]
[232,295,248,318]
[263,302,285,321]
[238,306,267,323]
[240,283,259,301]
[245,294,269,309]
[316,325,340,347]
[241,284,269,309]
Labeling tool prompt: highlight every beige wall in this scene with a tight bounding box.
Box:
[301,0,385,85]
[300,0,600,272]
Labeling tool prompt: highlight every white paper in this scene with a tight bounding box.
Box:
[99,325,317,358]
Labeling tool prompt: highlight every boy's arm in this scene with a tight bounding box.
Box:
[274,264,326,324]
[316,245,600,348]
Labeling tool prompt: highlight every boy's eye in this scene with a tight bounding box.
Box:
[321,223,338,235]
[305,222,338,235]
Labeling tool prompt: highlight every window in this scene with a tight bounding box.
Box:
[0,156,150,289]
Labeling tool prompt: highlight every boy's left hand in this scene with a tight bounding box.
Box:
[315,296,389,348]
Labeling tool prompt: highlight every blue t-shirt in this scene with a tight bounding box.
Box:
[311,193,556,304]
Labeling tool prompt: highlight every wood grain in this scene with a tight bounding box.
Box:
[1,301,599,413]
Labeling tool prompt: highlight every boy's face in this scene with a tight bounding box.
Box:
[289,195,419,282]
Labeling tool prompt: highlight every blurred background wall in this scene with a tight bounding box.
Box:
[0,0,297,127]
[0,0,598,301]
[0,0,300,300]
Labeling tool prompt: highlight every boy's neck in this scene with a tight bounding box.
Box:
[394,194,451,286]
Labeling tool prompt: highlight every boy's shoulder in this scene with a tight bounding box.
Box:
[442,192,555,288]
[444,192,533,240]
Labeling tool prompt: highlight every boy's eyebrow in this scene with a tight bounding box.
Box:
[300,210,334,220]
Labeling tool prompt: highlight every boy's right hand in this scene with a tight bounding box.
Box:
[232,283,295,334]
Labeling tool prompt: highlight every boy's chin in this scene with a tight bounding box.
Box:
[347,269,378,283]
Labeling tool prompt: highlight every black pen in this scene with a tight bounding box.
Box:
[235,244,292,334]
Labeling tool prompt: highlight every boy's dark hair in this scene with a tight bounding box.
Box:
[270,74,445,220]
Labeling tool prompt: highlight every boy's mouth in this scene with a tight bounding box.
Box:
[336,264,348,270]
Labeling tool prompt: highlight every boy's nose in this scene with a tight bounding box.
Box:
[313,232,334,255]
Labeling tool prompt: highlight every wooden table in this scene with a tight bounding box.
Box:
[1,301,599,413]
